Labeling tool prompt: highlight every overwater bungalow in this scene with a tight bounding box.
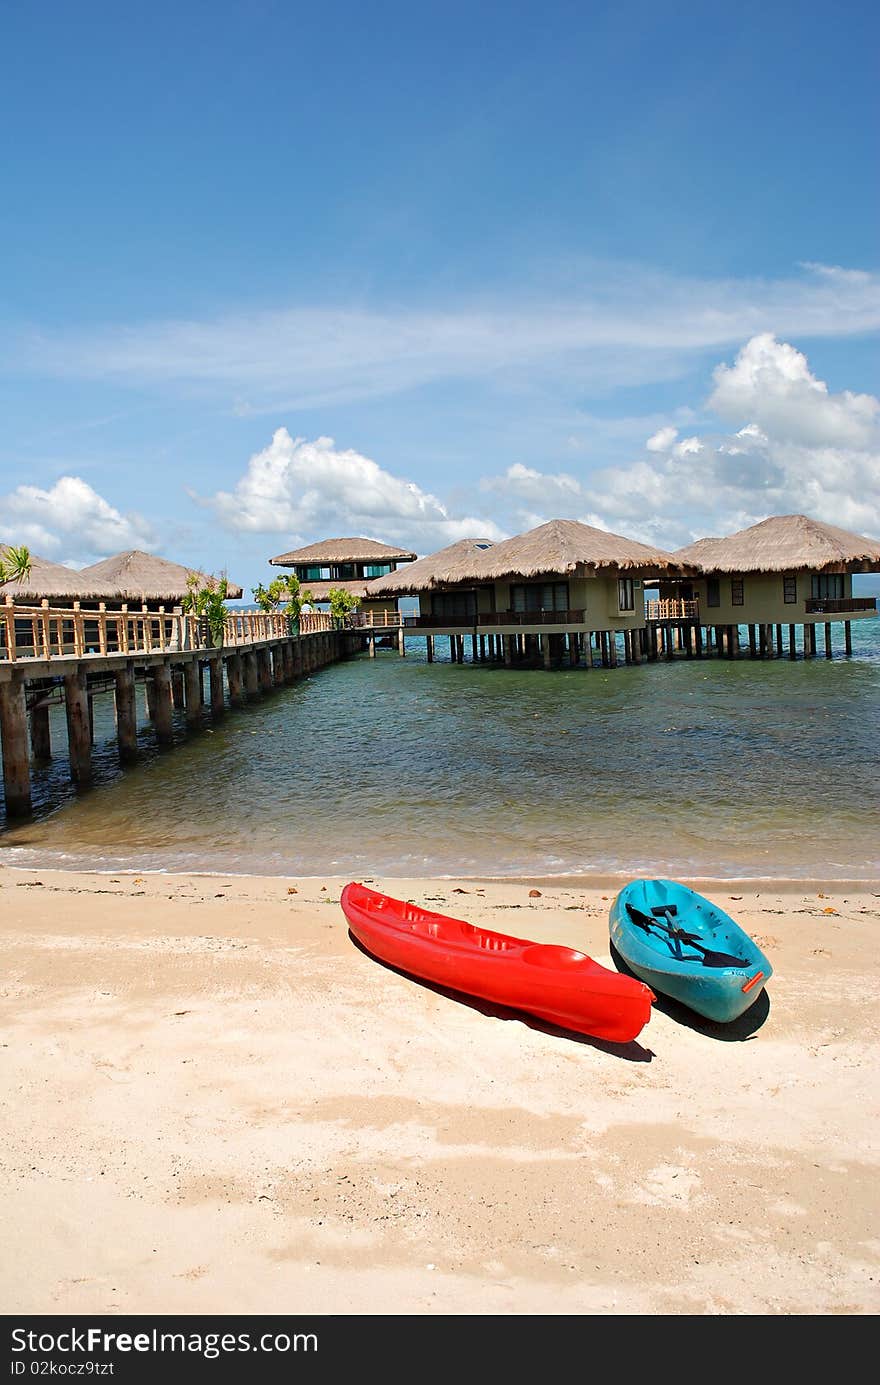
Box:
[79,549,243,609]
[657,514,880,658]
[2,546,244,665]
[0,549,120,608]
[268,537,417,626]
[368,519,688,666]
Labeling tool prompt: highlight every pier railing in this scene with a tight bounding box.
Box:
[347,610,404,628]
[0,598,335,663]
[646,598,700,620]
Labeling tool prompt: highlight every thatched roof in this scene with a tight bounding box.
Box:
[300,578,400,603]
[366,539,497,594]
[0,550,121,601]
[471,519,684,579]
[674,515,880,574]
[270,536,417,566]
[79,550,244,600]
[385,520,682,588]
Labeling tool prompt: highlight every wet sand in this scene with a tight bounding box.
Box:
[1,866,878,1315]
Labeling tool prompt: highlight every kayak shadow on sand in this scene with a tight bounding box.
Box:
[608,940,771,1040]
[347,931,655,1062]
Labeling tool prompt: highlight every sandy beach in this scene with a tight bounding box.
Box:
[1,864,878,1317]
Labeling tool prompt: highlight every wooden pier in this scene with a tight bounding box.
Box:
[0,599,364,822]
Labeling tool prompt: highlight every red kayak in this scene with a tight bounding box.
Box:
[340,882,655,1043]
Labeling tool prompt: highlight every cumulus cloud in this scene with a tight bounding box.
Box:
[709,332,879,449]
[0,476,157,560]
[476,335,880,548]
[200,428,505,550]
[647,426,678,452]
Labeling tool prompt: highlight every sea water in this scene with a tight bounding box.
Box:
[2,620,878,882]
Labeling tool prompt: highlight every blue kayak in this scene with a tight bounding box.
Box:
[609,879,773,1023]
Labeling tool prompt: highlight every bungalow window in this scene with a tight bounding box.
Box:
[510,582,569,613]
[731,578,744,606]
[783,574,797,604]
[706,578,720,608]
[332,564,356,580]
[364,564,392,578]
[811,574,844,600]
[617,577,635,612]
[431,590,476,619]
[299,566,331,581]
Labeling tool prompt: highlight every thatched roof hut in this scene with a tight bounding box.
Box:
[0,549,120,601]
[674,515,880,574]
[79,550,244,601]
[366,538,497,594]
[375,520,684,590]
[269,537,417,566]
[467,519,684,580]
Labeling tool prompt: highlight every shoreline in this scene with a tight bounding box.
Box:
[3,864,879,1315]
[3,858,879,895]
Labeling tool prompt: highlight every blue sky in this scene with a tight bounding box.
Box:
[2,0,878,598]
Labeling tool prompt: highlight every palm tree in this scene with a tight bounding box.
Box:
[0,545,31,584]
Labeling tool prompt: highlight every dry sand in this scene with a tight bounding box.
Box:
[1,864,878,1316]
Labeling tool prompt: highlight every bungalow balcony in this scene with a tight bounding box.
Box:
[645,598,700,621]
[404,609,587,629]
[804,596,876,615]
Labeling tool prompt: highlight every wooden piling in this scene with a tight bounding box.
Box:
[844,621,852,656]
[209,656,225,715]
[243,651,259,698]
[30,701,51,763]
[258,648,273,692]
[281,642,295,683]
[184,660,203,725]
[152,663,174,744]
[748,625,757,658]
[171,669,185,709]
[64,670,92,785]
[788,624,796,659]
[226,653,244,705]
[426,635,434,663]
[824,622,833,659]
[0,677,32,817]
[114,664,138,762]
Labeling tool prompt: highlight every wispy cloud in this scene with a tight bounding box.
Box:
[8,262,879,411]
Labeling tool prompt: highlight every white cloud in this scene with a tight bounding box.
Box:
[647,426,678,452]
[475,335,880,548]
[8,262,879,411]
[0,476,157,560]
[709,333,879,449]
[673,436,703,458]
[200,428,504,550]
